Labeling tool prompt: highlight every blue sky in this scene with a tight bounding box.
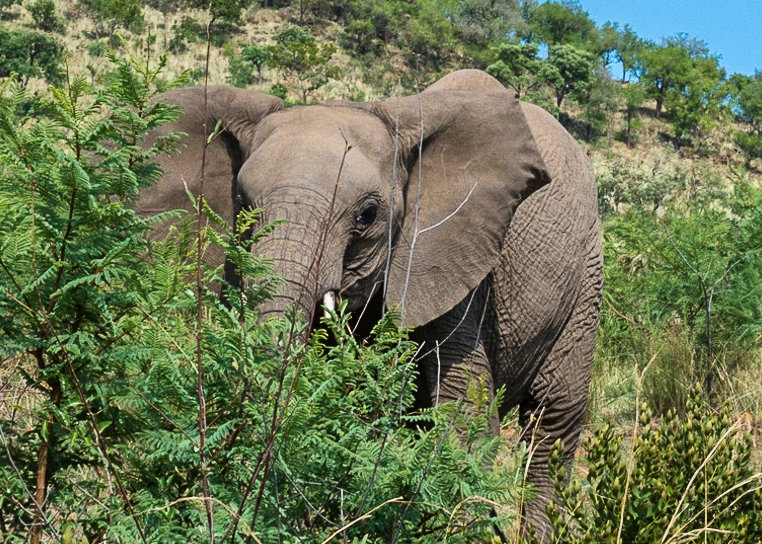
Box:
[577,0,761,76]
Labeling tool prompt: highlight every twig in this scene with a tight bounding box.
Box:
[391,396,466,543]
[399,95,425,311]
[194,14,216,542]
[321,497,404,544]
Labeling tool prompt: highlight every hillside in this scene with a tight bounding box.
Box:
[2,1,762,542]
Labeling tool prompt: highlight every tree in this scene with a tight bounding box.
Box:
[667,55,726,150]
[731,72,762,166]
[406,0,456,69]
[640,42,692,117]
[181,0,256,23]
[446,0,525,45]
[341,0,411,45]
[577,65,618,143]
[228,43,271,86]
[0,27,62,84]
[76,0,144,36]
[596,21,619,67]
[526,0,597,49]
[268,25,339,102]
[613,23,644,83]
[343,17,376,55]
[486,41,543,98]
[26,0,65,33]
[620,82,646,147]
[540,43,595,116]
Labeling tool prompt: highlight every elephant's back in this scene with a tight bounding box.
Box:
[490,102,601,400]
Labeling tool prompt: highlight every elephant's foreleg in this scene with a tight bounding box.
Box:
[413,282,498,432]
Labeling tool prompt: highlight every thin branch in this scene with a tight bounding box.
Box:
[399,95,425,311]
[419,183,477,235]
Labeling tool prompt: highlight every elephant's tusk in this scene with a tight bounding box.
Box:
[323,291,337,319]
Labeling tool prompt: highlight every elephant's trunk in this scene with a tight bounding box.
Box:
[253,223,343,324]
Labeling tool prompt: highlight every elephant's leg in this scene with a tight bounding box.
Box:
[413,282,498,432]
[518,271,600,542]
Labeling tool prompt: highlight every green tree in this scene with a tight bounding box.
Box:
[486,41,543,98]
[526,0,597,49]
[731,72,762,166]
[0,27,62,84]
[268,25,339,102]
[640,41,693,117]
[76,0,144,37]
[341,0,411,45]
[667,55,726,150]
[26,0,64,33]
[540,43,595,116]
[613,23,644,82]
[576,65,618,143]
[596,20,619,67]
[406,0,456,69]
[228,43,271,86]
[343,17,376,55]
[181,0,255,23]
[446,0,525,45]
[620,81,646,146]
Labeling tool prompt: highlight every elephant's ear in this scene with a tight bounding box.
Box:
[138,86,282,232]
[373,89,550,328]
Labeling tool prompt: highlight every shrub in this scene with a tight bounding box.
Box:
[545,386,762,543]
[0,27,62,83]
[0,52,525,543]
[26,0,64,33]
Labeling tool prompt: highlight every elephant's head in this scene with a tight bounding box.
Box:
[138,75,550,328]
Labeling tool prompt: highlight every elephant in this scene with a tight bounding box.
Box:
[137,69,603,540]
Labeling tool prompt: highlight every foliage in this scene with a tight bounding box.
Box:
[666,55,726,150]
[227,43,271,87]
[575,64,618,143]
[600,167,762,410]
[525,0,597,49]
[0,53,183,542]
[181,0,256,23]
[169,16,202,53]
[0,27,63,84]
[612,23,644,83]
[545,387,762,543]
[618,82,646,146]
[26,0,65,33]
[731,73,762,165]
[445,0,525,45]
[540,43,595,114]
[76,0,144,36]
[405,0,457,69]
[639,41,693,117]
[268,25,339,102]
[486,42,543,98]
[0,54,526,543]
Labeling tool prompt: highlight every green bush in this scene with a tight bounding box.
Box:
[0,53,525,543]
[545,386,762,543]
[169,15,202,53]
[0,27,62,83]
[601,169,762,410]
[26,0,65,33]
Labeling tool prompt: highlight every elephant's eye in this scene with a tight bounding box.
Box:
[353,204,378,230]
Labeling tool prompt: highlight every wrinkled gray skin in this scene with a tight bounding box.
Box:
[137,69,602,540]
